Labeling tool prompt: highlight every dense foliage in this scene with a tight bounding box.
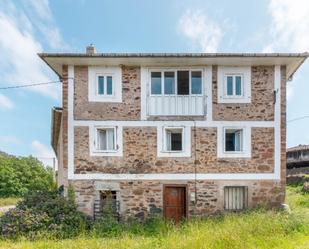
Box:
[0,152,54,197]
[0,189,91,239]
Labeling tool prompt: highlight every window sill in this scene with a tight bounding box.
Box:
[88,95,122,103]
[218,152,251,158]
[90,149,122,157]
[157,150,191,158]
[218,96,251,104]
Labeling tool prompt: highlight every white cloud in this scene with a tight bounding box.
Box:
[265,0,309,52]
[0,94,14,110]
[264,0,309,101]
[0,135,21,144]
[0,1,66,99]
[31,140,56,168]
[178,9,223,52]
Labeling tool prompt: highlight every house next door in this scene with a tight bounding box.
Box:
[163,185,187,223]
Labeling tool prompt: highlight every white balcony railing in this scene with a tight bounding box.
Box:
[148,95,205,116]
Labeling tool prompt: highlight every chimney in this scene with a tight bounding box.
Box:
[86,44,96,55]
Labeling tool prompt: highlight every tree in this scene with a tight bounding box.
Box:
[0,152,55,197]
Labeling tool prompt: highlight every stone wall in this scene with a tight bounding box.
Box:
[212,66,275,121]
[73,66,141,120]
[74,126,275,174]
[71,179,284,218]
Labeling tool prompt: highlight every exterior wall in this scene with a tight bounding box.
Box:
[55,62,287,219]
[71,179,284,218]
[74,66,141,121]
[73,126,274,174]
[212,66,275,121]
[60,65,69,188]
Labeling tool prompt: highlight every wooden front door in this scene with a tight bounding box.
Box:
[163,186,187,223]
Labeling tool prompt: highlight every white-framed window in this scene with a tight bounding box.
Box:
[157,125,191,157]
[224,129,243,152]
[224,186,248,211]
[217,126,251,158]
[217,66,251,103]
[164,127,183,152]
[88,66,122,102]
[96,127,116,151]
[89,125,123,157]
[225,74,243,97]
[97,75,113,96]
[150,69,203,96]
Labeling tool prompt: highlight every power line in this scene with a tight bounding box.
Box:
[287,115,309,123]
[0,78,73,90]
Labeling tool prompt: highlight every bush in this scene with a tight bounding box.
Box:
[0,152,55,197]
[0,189,91,239]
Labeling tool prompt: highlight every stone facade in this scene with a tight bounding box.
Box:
[213,66,275,121]
[71,179,284,218]
[74,66,141,121]
[55,63,287,219]
[74,126,275,174]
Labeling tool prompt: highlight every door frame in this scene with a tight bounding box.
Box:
[163,184,188,220]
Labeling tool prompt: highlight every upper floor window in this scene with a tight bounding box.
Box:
[96,128,116,151]
[225,75,243,97]
[150,69,202,96]
[157,126,191,157]
[217,66,251,103]
[217,126,251,158]
[225,129,243,152]
[89,125,123,157]
[88,66,122,102]
[165,128,183,152]
[97,75,113,96]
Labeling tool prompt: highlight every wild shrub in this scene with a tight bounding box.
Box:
[0,189,91,239]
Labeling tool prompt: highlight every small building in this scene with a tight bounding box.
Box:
[40,47,307,222]
[287,145,309,168]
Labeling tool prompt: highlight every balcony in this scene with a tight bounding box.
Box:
[148,95,205,116]
[147,69,206,116]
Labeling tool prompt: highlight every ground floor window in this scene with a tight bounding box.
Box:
[224,186,248,211]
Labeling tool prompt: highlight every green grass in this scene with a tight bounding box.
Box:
[0,198,21,207]
[0,185,308,249]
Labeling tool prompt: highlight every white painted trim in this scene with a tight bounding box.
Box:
[217,66,251,103]
[88,66,122,102]
[217,126,251,158]
[67,66,282,181]
[274,65,281,179]
[72,173,279,180]
[157,125,191,157]
[67,66,74,179]
[205,66,212,121]
[140,67,148,120]
[73,120,275,128]
[89,125,123,157]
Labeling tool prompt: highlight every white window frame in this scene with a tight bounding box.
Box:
[224,74,244,97]
[217,126,251,158]
[157,125,191,157]
[95,127,116,152]
[164,127,184,152]
[89,125,123,157]
[149,68,204,97]
[96,74,114,97]
[88,66,122,102]
[217,66,251,103]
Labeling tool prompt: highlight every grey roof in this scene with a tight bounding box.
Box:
[287,144,309,153]
[38,52,308,79]
[38,52,309,58]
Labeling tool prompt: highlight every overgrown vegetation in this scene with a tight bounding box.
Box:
[0,151,55,197]
[0,189,91,239]
[0,197,21,207]
[0,185,308,248]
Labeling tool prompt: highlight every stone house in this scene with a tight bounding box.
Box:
[40,47,307,222]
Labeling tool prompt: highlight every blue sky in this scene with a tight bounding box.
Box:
[0,0,308,166]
